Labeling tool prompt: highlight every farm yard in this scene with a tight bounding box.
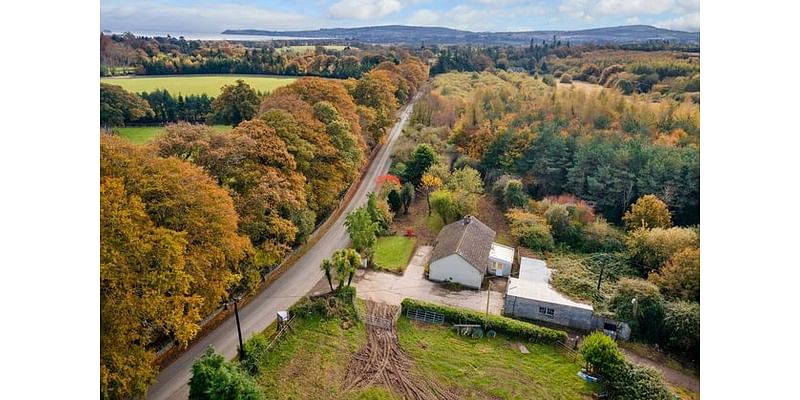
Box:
[100,74,297,96]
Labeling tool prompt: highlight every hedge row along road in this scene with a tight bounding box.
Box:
[146,94,419,400]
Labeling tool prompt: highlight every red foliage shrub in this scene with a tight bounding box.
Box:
[404,228,415,237]
[377,174,401,187]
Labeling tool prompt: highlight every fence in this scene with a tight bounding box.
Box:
[405,308,445,325]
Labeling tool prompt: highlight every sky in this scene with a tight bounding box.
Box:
[100,0,700,34]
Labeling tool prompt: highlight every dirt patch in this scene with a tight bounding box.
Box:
[475,194,513,245]
[344,301,457,400]
[391,196,442,245]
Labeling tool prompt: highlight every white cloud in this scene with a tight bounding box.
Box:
[101,2,316,32]
[626,16,641,25]
[655,11,700,31]
[328,0,404,20]
[409,9,441,26]
[595,0,675,16]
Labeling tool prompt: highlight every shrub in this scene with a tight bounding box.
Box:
[662,301,700,360]
[616,79,635,95]
[623,194,672,231]
[648,247,700,301]
[400,298,567,343]
[609,278,664,343]
[506,209,555,252]
[579,332,626,376]
[559,73,573,83]
[542,74,556,87]
[189,348,263,400]
[579,219,626,253]
[430,189,458,223]
[627,227,699,274]
[502,179,529,209]
[606,363,672,400]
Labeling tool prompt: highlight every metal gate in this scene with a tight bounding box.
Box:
[405,308,445,324]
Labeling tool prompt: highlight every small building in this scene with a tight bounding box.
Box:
[429,216,498,289]
[504,257,595,330]
[488,242,514,277]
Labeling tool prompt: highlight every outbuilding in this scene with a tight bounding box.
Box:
[488,242,514,277]
[504,257,595,330]
[428,216,496,289]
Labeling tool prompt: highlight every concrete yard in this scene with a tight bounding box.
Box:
[352,245,504,314]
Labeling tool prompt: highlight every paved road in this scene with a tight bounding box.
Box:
[147,96,418,400]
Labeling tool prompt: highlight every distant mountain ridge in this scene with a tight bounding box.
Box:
[222,24,699,45]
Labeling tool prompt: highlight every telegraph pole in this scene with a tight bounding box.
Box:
[485,280,492,318]
[233,297,244,360]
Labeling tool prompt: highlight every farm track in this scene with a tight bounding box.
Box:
[344,301,457,400]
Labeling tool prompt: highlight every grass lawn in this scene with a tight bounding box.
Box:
[372,236,416,273]
[115,124,230,145]
[396,317,598,399]
[100,74,297,96]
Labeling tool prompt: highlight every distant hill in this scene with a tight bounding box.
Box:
[222,24,699,45]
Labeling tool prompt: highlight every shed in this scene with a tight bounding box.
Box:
[429,216,495,289]
[488,242,514,277]
[504,257,594,330]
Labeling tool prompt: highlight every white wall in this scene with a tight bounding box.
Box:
[429,254,483,289]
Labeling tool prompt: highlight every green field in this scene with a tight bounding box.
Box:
[100,74,297,96]
[246,310,595,399]
[115,124,230,145]
[372,236,416,273]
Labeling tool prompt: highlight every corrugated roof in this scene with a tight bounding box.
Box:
[430,216,496,273]
[508,257,593,311]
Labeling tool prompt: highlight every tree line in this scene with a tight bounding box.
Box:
[100,57,428,399]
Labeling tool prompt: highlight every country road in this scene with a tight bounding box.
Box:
[146,96,418,400]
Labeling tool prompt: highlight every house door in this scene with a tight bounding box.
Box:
[494,262,503,276]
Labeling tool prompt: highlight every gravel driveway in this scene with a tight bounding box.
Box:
[353,245,504,314]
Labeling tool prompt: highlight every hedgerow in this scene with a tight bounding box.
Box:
[401,298,567,343]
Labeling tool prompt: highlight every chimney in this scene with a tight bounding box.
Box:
[463,215,472,225]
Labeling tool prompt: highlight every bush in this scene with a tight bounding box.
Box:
[430,189,458,223]
[663,301,700,360]
[502,179,529,209]
[607,363,672,400]
[506,209,555,252]
[579,219,626,253]
[616,79,635,95]
[579,332,626,376]
[627,227,699,274]
[648,247,700,301]
[623,194,672,231]
[189,348,263,400]
[609,278,665,343]
[401,298,567,343]
[542,74,556,87]
[559,73,573,83]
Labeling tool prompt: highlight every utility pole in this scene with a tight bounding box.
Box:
[233,297,244,360]
[485,280,492,318]
[596,264,604,291]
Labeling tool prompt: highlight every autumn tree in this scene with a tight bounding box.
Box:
[420,174,442,216]
[648,247,700,302]
[210,79,260,126]
[100,83,153,127]
[101,136,251,399]
[623,194,673,231]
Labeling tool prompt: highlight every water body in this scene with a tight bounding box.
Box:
[103,30,325,41]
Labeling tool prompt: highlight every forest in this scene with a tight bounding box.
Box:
[390,70,699,374]
[100,56,428,400]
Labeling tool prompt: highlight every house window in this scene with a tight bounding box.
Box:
[538,307,555,318]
